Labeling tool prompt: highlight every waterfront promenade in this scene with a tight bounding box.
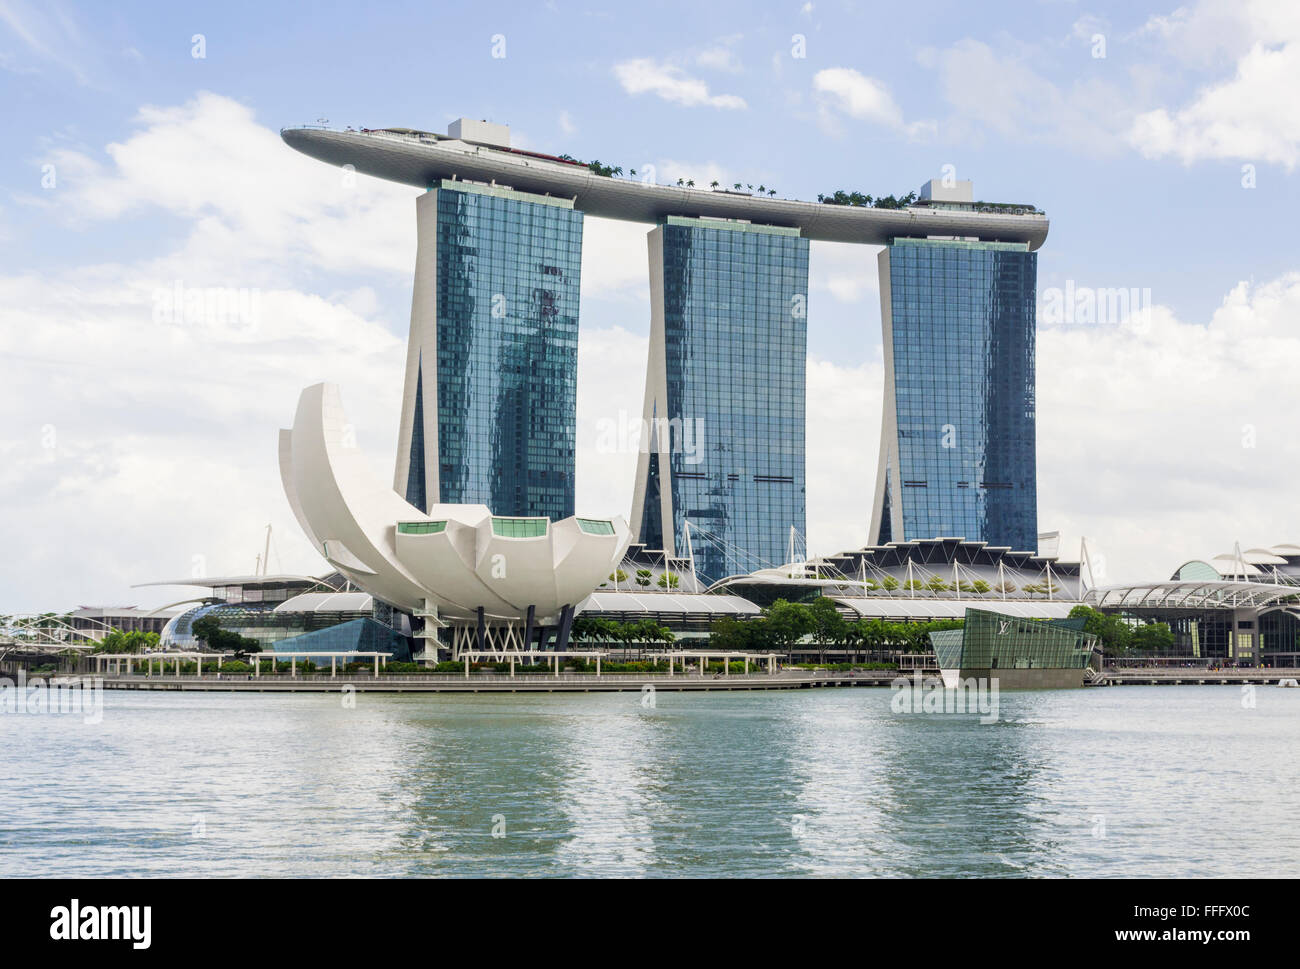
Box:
[1094,668,1300,686]
[82,669,894,692]
[36,665,1300,692]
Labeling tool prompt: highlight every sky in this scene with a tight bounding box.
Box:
[1,0,1298,612]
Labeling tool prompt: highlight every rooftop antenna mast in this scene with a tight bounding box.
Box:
[263,524,272,577]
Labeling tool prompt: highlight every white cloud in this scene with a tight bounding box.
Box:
[813,68,902,126]
[914,1,1300,165]
[0,267,407,611]
[1038,272,1300,584]
[575,325,649,522]
[612,58,747,110]
[805,356,880,558]
[580,215,651,299]
[1131,0,1300,65]
[558,110,576,135]
[1129,41,1300,169]
[22,92,418,277]
[0,0,92,83]
[655,158,743,192]
[1069,14,1109,46]
[921,39,1129,153]
[809,240,879,303]
[696,35,744,74]
[812,67,935,138]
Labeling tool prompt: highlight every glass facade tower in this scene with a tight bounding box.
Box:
[631,217,809,585]
[395,180,582,520]
[869,238,1038,551]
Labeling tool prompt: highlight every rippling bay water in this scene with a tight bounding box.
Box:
[2,686,1297,877]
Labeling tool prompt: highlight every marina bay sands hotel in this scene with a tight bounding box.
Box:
[283,118,1049,584]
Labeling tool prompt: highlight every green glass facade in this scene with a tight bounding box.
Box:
[397,520,447,535]
[931,608,1095,671]
[491,516,549,538]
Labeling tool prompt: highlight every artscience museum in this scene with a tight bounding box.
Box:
[279,383,632,657]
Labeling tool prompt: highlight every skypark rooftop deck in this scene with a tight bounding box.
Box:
[281,125,1049,249]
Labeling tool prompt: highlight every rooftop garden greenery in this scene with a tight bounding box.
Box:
[816,191,1043,214]
[554,155,779,195]
[816,190,918,208]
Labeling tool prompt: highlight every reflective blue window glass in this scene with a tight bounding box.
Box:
[886,240,1037,551]
[431,187,583,520]
[639,221,809,583]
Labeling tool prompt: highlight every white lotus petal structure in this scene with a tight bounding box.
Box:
[279,383,631,623]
